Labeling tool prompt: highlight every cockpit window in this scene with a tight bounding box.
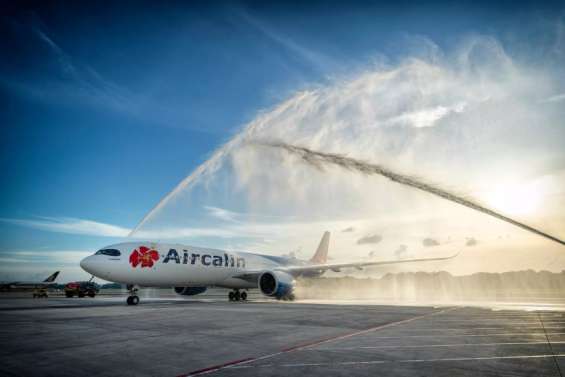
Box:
[95,249,121,256]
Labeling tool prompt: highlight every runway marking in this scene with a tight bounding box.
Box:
[421,315,565,318]
[418,322,565,327]
[418,320,565,326]
[280,308,458,352]
[230,353,565,369]
[366,332,565,339]
[305,340,565,351]
[539,313,564,377]
[421,319,565,324]
[177,307,457,376]
[380,326,565,332]
[442,316,564,320]
[419,322,565,326]
[180,358,255,376]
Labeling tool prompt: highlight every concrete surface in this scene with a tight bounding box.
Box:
[0,294,563,377]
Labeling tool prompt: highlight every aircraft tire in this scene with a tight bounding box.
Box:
[88,291,95,298]
[241,292,247,301]
[234,291,240,301]
[131,296,139,305]
[228,292,234,301]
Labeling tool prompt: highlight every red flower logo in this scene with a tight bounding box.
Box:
[129,246,159,268]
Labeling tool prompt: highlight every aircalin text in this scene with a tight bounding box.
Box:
[162,249,246,268]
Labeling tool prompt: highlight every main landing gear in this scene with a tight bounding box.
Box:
[126,284,140,306]
[228,289,247,302]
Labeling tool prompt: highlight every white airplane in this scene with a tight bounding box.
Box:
[0,271,60,291]
[80,232,456,305]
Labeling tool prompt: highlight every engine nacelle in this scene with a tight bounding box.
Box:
[259,271,295,299]
[173,286,207,296]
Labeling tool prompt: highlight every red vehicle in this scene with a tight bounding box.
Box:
[64,281,99,298]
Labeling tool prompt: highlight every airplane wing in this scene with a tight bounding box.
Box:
[281,253,458,274]
[233,253,458,282]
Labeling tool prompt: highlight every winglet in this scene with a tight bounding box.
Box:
[310,231,330,264]
[43,271,60,283]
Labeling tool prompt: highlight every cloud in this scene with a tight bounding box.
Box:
[235,8,336,72]
[34,27,76,74]
[466,237,478,247]
[342,227,355,232]
[0,217,130,237]
[385,103,466,128]
[0,257,33,264]
[422,237,440,247]
[0,216,243,239]
[0,250,93,281]
[136,227,238,239]
[541,93,565,103]
[4,250,91,263]
[204,206,240,222]
[0,249,91,281]
[1,215,356,242]
[1,24,138,116]
[394,244,408,258]
[357,234,383,245]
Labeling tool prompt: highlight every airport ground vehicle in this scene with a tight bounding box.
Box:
[32,288,48,298]
[64,281,99,298]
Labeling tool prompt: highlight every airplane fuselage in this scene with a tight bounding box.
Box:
[80,242,307,289]
[80,233,455,305]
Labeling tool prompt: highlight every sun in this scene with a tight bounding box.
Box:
[484,181,544,216]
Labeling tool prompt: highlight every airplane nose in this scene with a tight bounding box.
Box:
[80,256,95,274]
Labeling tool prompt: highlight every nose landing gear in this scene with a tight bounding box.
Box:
[228,289,247,302]
[126,284,140,305]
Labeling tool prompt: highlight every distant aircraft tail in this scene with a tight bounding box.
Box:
[43,271,60,283]
[310,231,330,264]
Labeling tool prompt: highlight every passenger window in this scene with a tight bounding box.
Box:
[95,249,121,256]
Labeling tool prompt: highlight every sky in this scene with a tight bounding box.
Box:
[1,1,565,282]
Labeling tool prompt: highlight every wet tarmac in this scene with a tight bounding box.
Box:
[0,293,563,376]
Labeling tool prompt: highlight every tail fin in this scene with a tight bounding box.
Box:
[310,231,330,264]
[43,271,60,283]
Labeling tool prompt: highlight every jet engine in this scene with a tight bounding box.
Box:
[258,271,295,299]
[173,286,207,296]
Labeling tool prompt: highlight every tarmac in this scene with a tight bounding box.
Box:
[0,292,564,377]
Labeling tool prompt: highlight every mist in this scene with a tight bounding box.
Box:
[131,35,565,276]
[294,270,565,308]
[258,141,565,246]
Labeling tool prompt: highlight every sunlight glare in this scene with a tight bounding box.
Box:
[485,181,544,216]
